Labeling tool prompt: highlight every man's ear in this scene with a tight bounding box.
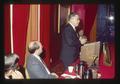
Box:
[39,48,46,59]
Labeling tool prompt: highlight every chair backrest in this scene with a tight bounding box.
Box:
[80,41,100,67]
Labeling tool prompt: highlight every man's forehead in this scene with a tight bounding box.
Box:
[72,15,80,19]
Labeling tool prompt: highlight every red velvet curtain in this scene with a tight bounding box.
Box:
[4,4,30,65]
[40,4,51,68]
[84,4,97,40]
[13,4,30,65]
[49,4,61,67]
[4,4,64,69]
[4,4,53,68]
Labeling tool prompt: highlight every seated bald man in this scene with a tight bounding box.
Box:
[26,41,58,79]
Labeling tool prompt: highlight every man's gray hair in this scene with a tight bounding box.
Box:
[5,53,19,70]
[67,12,79,21]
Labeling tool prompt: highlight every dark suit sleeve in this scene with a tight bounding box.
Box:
[64,27,81,47]
[27,56,55,79]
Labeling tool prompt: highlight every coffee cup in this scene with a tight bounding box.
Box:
[68,66,74,73]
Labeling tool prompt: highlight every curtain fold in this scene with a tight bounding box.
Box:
[12,4,30,65]
[40,4,51,68]
[84,4,97,41]
[90,14,97,42]
[24,5,38,67]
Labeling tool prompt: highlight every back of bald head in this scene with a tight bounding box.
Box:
[28,41,42,54]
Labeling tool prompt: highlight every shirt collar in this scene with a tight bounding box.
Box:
[32,54,41,61]
[68,22,76,31]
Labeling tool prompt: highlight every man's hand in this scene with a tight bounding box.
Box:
[79,36,87,44]
[51,72,59,78]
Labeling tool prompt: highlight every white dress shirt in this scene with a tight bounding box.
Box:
[68,22,76,32]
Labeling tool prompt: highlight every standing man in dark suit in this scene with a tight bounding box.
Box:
[26,41,58,79]
[60,12,82,70]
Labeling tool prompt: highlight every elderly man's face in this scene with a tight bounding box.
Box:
[71,15,80,27]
